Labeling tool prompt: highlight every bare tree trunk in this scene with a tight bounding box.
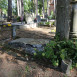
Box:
[56,0,71,40]
[47,0,49,16]
[17,0,24,16]
[8,0,12,21]
[35,0,38,16]
[17,0,21,16]
[43,0,45,18]
[54,0,56,13]
[21,0,24,18]
[17,0,20,16]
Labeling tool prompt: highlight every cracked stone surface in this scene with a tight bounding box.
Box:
[8,38,50,55]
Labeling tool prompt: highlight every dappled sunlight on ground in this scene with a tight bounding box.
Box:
[0,26,77,77]
[0,49,65,77]
[16,26,56,40]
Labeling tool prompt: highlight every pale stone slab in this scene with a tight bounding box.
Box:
[11,38,50,45]
[8,38,50,55]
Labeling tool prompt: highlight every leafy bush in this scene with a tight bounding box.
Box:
[45,22,50,26]
[48,11,55,20]
[17,16,21,22]
[51,21,55,26]
[39,22,44,26]
[34,40,77,68]
[39,22,50,26]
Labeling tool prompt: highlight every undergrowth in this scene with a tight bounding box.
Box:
[33,40,77,68]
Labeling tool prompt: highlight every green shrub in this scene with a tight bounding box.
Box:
[17,16,21,22]
[45,22,50,26]
[48,11,55,20]
[34,40,77,68]
[51,21,55,25]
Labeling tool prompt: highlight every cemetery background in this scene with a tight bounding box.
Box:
[0,0,77,77]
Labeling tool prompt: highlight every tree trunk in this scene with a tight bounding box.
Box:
[17,0,24,21]
[17,0,21,16]
[17,0,20,16]
[35,0,38,16]
[54,0,56,13]
[43,0,45,18]
[56,0,71,40]
[8,0,12,21]
[47,0,49,16]
[21,0,24,18]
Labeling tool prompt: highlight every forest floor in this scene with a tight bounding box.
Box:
[0,26,77,77]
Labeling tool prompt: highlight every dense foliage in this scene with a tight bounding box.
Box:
[23,0,35,13]
[0,0,8,14]
[34,40,77,68]
[38,0,47,14]
[0,0,8,10]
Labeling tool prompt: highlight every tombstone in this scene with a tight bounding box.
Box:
[25,13,33,24]
[61,60,72,76]
[27,16,33,24]
[45,13,48,18]
[36,15,41,23]
[3,14,6,18]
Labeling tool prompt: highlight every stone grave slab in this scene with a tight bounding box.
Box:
[8,38,50,55]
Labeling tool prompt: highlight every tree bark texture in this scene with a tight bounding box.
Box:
[8,0,12,21]
[56,0,71,40]
[43,0,45,18]
[35,0,38,16]
[21,0,24,17]
[47,0,49,16]
[17,0,24,17]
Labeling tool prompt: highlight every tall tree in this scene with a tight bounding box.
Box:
[8,0,12,21]
[35,0,38,16]
[38,0,43,14]
[17,0,24,17]
[47,0,49,15]
[56,0,71,40]
[43,0,45,18]
[21,0,24,17]
[17,0,21,16]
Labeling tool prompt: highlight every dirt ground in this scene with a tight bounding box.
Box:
[0,26,77,77]
[0,49,66,77]
[0,46,77,77]
[16,26,55,39]
[0,26,55,41]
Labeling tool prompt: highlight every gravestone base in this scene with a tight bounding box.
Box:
[20,23,37,29]
[61,60,72,76]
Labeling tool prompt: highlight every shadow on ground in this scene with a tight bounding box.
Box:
[0,45,66,77]
[0,27,77,77]
[16,27,55,40]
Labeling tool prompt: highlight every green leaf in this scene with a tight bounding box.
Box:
[34,52,37,56]
[76,63,77,68]
[42,53,45,56]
